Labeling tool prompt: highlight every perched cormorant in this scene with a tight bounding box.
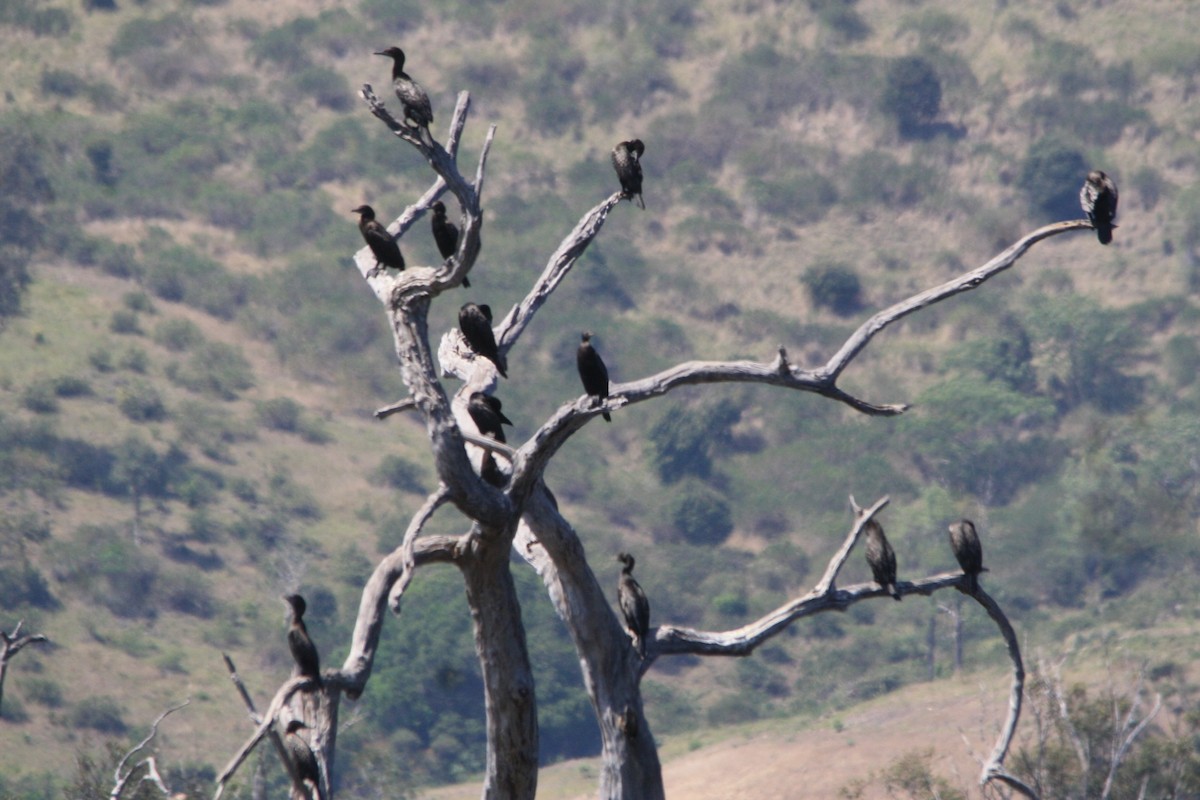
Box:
[1080,170,1118,245]
[480,451,507,488]
[458,302,507,378]
[863,520,901,601]
[284,594,321,687]
[611,139,645,209]
[351,205,405,275]
[616,552,650,658]
[577,331,611,422]
[467,391,513,443]
[948,519,986,593]
[431,201,468,287]
[284,719,321,800]
[374,47,433,130]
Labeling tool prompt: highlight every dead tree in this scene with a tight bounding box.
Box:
[0,620,48,717]
[213,69,1104,798]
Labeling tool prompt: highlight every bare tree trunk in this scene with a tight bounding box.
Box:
[0,621,48,716]
[459,533,539,800]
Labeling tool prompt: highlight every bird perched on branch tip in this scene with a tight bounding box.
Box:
[374,46,433,131]
[1079,170,1118,245]
[611,139,645,209]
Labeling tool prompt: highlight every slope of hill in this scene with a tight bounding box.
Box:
[1,0,1199,796]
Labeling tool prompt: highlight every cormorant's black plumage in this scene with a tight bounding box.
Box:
[1080,170,1118,245]
[285,594,321,687]
[617,552,650,658]
[284,719,321,800]
[352,205,405,275]
[431,201,468,287]
[864,520,901,601]
[480,451,507,488]
[611,139,645,209]
[577,331,611,422]
[948,519,985,593]
[374,47,433,130]
[467,391,512,443]
[458,302,507,377]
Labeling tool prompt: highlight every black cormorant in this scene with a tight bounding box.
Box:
[458,302,507,378]
[351,205,405,275]
[611,139,645,209]
[480,451,507,488]
[284,594,321,687]
[431,201,468,287]
[948,519,986,593]
[863,520,901,601]
[374,47,433,130]
[467,391,512,443]
[284,719,321,800]
[1080,170,1118,245]
[617,552,650,658]
[576,331,611,422]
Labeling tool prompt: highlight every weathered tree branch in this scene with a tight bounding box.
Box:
[1100,670,1160,800]
[221,654,300,792]
[0,620,48,716]
[374,398,417,419]
[823,219,1091,380]
[110,700,188,799]
[214,676,314,799]
[968,586,1037,799]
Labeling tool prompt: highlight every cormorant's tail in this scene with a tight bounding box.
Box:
[602,411,612,423]
[635,193,645,210]
[1097,224,1114,245]
[888,584,901,601]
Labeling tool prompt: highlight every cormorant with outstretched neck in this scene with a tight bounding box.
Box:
[458,302,507,378]
[863,520,901,601]
[467,392,512,443]
[948,519,986,593]
[577,331,611,422]
[284,719,322,800]
[351,205,405,275]
[1080,170,1118,245]
[611,139,645,209]
[284,594,321,687]
[431,201,468,287]
[374,47,433,130]
[616,552,650,658]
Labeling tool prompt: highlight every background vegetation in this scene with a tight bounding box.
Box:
[1,0,1199,796]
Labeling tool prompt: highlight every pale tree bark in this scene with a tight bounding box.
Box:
[109,701,188,799]
[214,60,1106,797]
[0,620,48,717]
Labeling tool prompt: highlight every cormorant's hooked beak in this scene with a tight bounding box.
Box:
[373,50,389,57]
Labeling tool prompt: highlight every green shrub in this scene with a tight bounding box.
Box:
[122,291,154,313]
[118,382,167,422]
[1017,138,1088,220]
[22,678,63,708]
[159,569,216,618]
[290,66,352,111]
[109,309,141,335]
[167,342,255,400]
[153,318,203,352]
[0,563,57,610]
[21,382,58,414]
[666,480,733,545]
[255,397,302,432]
[40,69,87,97]
[358,0,424,35]
[881,55,942,136]
[803,263,862,316]
[53,376,92,398]
[71,697,126,734]
[373,454,424,492]
[747,170,838,224]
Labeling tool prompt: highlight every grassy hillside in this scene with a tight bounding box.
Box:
[2,0,1200,796]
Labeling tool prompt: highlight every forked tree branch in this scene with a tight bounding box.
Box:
[967,587,1037,799]
[214,676,315,799]
[0,620,49,716]
[221,653,299,789]
[110,700,189,799]
[503,222,1092,495]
